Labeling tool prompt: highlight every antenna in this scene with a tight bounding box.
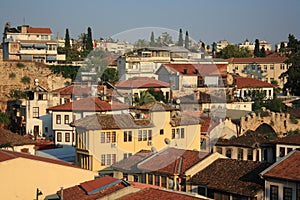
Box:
[23,17,25,25]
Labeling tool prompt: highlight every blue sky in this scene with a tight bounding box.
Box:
[1,0,300,47]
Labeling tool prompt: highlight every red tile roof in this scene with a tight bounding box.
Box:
[235,76,274,89]
[116,77,169,88]
[57,177,127,200]
[52,85,91,96]
[27,27,52,34]
[189,159,271,197]
[138,148,209,176]
[270,133,300,145]
[228,57,287,64]
[47,97,129,112]
[119,188,204,200]
[199,117,221,133]
[262,150,300,181]
[0,149,81,168]
[136,102,177,111]
[163,63,227,76]
[0,128,36,146]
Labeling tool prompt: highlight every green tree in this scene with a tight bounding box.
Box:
[86,27,93,52]
[101,68,119,84]
[287,34,299,53]
[279,42,285,52]
[21,76,31,85]
[150,31,156,47]
[254,39,260,57]
[148,88,167,103]
[216,44,251,59]
[134,91,156,106]
[263,98,286,113]
[65,28,71,50]
[0,112,10,127]
[134,39,149,48]
[249,89,267,112]
[185,31,189,49]
[260,46,266,57]
[178,28,183,47]
[157,32,173,45]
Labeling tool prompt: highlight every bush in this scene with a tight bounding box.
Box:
[16,62,25,68]
[21,76,31,84]
[9,73,16,79]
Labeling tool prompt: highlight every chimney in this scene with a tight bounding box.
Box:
[183,68,187,74]
[21,25,29,34]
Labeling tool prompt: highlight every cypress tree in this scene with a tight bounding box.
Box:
[86,27,93,51]
[185,30,189,49]
[150,31,156,47]
[260,46,266,57]
[65,28,71,60]
[254,39,260,57]
[178,28,183,46]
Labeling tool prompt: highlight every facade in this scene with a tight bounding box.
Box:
[2,24,63,64]
[216,40,232,52]
[238,40,272,51]
[47,96,129,146]
[94,40,134,54]
[74,102,202,171]
[0,149,97,200]
[188,158,271,200]
[228,57,288,90]
[261,149,300,200]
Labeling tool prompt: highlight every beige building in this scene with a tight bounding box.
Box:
[2,23,64,64]
[238,40,272,51]
[228,57,288,90]
[0,149,97,200]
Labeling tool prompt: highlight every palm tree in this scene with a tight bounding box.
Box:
[134,91,156,106]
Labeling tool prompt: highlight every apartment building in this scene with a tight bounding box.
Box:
[2,23,63,64]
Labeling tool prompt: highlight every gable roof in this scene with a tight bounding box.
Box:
[228,57,287,64]
[47,96,129,112]
[261,150,300,182]
[235,76,274,88]
[135,102,177,112]
[74,114,153,130]
[270,133,300,145]
[119,188,205,200]
[216,130,270,148]
[189,158,270,197]
[162,63,227,76]
[116,77,169,88]
[138,147,209,176]
[27,27,52,34]
[52,84,91,96]
[0,149,81,169]
[0,128,36,146]
[57,176,129,200]
[112,150,153,173]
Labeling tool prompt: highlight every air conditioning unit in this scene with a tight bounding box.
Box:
[147,141,153,146]
[111,143,117,148]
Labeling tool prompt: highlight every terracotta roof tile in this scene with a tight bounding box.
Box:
[136,102,177,111]
[138,148,209,175]
[262,150,300,181]
[0,128,36,146]
[47,97,129,112]
[52,85,91,96]
[163,63,227,76]
[119,188,204,200]
[189,159,270,197]
[116,77,169,88]
[235,76,274,88]
[228,57,287,64]
[270,133,300,145]
[27,27,52,34]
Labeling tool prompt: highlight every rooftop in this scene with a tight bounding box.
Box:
[228,57,287,64]
[261,150,300,182]
[0,128,36,146]
[52,84,91,96]
[235,76,275,89]
[270,133,300,145]
[116,77,169,89]
[189,158,270,197]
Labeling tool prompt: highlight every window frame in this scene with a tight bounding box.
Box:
[65,132,70,142]
[33,107,39,118]
[57,132,62,142]
[56,115,61,124]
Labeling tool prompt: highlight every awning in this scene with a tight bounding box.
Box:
[33,55,45,59]
[21,43,33,48]
[34,44,47,49]
[46,56,56,61]
[20,55,32,60]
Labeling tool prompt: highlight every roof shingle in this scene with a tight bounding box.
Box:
[116,77,169,88]
[0,128,36,146]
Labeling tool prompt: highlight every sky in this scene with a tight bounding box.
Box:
[1,0,300,47]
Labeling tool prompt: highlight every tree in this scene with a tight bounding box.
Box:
[157,32,173,45]
[185,31,189,49]
[287,34,299,54]
[150,31,156,47]
[65,28,71,59]
[101,68,119,84]
[178,28,183,47]
[0,112,10,128]
[212,42,217,57]
[279,42,285,52]
[216,44,251,59]
[260,46,266,57]
[134,39,149,48]
[148,88,167,103]
[201,42,206,51]
[254,39,260,57]
[134,91,156,106]
[86,27,93,52]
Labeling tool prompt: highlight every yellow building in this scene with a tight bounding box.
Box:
[0,149,97,200]
[74,102,201,171]
[227,57,288,90]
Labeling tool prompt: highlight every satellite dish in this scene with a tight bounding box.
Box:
[164,138,171,145]
[176,99,181,104]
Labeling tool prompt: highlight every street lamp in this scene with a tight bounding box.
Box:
[36,188,42,200]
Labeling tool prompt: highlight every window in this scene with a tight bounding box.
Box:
[201,138,207,151]
[160,129,164,135]
[238,148,244,160]
[33,107,39,118]
[270,65,274,70]
[172,129,175,139]
[148,174,153,184]
[180,128,185,138]
[284,187,292,200]
[161,176,167,188]
[65,132,70,142]
[100,132,105,143]
[148,130,152,141]
[64,115,69,124]
[112,132,116,143]
[134,175,139,182]
[247,149,253,160]
[138,130,142,141]
[56,115,61,124]
[123,153,128,160]
[226,148,232,158]
[287,148,293,154]
[38,93,46,100]
[143,130,147,141]
[106,154,111,165]
[296,183,300,200]
[155,175,160,186]
[112,154,116,164]
[124,131,132,142]
[280,147,285,157]
[263,149,268,161]
[101,154,106,166]
[57,132,62,142]
[270,185,278,200]
[124,131,128,142]
[176,128,180,139]
[264,65,268,70]
[216,147,222,154]
[106,132,111,143]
